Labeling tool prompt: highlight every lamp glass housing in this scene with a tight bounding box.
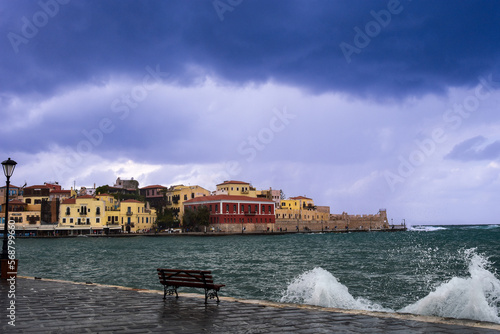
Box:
[1,158,17,178]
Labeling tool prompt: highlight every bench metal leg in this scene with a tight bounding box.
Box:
[163,285,178,299]
[205,288,220,304]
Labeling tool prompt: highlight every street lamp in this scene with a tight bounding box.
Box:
[2,158,17,260]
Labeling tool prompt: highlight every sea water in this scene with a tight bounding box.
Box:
[15,225,500,323]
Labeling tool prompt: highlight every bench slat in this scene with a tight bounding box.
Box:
[157,272,214,279]
[158,268,212,274]
[162,281,224,289]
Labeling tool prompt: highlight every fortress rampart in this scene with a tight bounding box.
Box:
[274,209,390,232]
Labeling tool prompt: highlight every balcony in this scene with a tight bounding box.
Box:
[126,211,133,216]
[244,211,256,216]
[241,189,249,194]
[80,212,87,216]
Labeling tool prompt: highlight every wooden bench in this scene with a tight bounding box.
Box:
[157,268,225,304]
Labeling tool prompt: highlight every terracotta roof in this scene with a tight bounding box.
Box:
[140,185,167,190]
[216,180,250,186]
[0,185,21,189]
[290,196,312,200]
[184,194,274,204]
[62,198,76,204]
[7,199,25,205]
[121,199,144,203]
[25,185,50,189]
[96,193,113,197]
[77,195,94,199]
[50,189,71,194]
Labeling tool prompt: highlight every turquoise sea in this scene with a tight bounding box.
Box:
[15,225,500,324]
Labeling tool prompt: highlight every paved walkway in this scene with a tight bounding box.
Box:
[1,277,499,333]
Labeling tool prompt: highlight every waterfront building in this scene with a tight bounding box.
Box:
[95,193,121,231]
[118,199,157,233]
[275,196,330,231]
[139,184,168,210]
[215,180,257,197]
[23,185,51,210]
[0,184,22,202]
[59,195,106,234]
[184,194,276,232]
[164,185,210,225]
[57,194,157,234]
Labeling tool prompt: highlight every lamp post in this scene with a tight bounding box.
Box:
[2,158,17,261]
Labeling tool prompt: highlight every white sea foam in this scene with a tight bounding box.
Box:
[280,267,390,312]
[408,225,447,232]
[400,249,500,323]
[281,250,500,324]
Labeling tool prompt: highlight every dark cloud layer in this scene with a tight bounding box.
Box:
[2,0,500,99]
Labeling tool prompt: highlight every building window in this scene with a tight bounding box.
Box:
[62,218,66,223]
[70,218,74,224]
[184,194,187,201]
[233,205,236,212]
[96,218,100,223]
[66,207,70,215]
[96,207,101,215]
[26,199,31,204]
[191,193,195,199]
[226,204,229,212]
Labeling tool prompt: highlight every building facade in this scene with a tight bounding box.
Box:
[215,180,257,197]
[184,195,276,232]
[139,185,168,209]
[164,185,210,225]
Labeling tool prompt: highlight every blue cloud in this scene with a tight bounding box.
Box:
[445,136,500,161]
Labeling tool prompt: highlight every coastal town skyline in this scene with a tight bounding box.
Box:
[2,1,500,225]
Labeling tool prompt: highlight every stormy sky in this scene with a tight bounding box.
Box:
[1,0,500,225]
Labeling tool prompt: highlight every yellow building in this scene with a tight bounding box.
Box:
[96,193,121,230]
[119,199,157,233]
[22,185,51,214]
[276,196,330,221]
[59,195,106,234]
[216,180,257,197]
[58,195,157,234]
[164,185,210,225]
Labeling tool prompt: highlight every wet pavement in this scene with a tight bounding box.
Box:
[1,277,499,333]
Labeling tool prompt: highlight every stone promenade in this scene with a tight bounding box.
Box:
[1,277,499,333]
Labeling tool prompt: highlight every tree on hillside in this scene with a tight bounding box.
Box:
[96,185,109,195]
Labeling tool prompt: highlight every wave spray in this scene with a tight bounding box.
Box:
[400,249,500,323]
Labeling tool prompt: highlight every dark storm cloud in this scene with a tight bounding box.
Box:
[2,0,500,99]
[445,136,500,161]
